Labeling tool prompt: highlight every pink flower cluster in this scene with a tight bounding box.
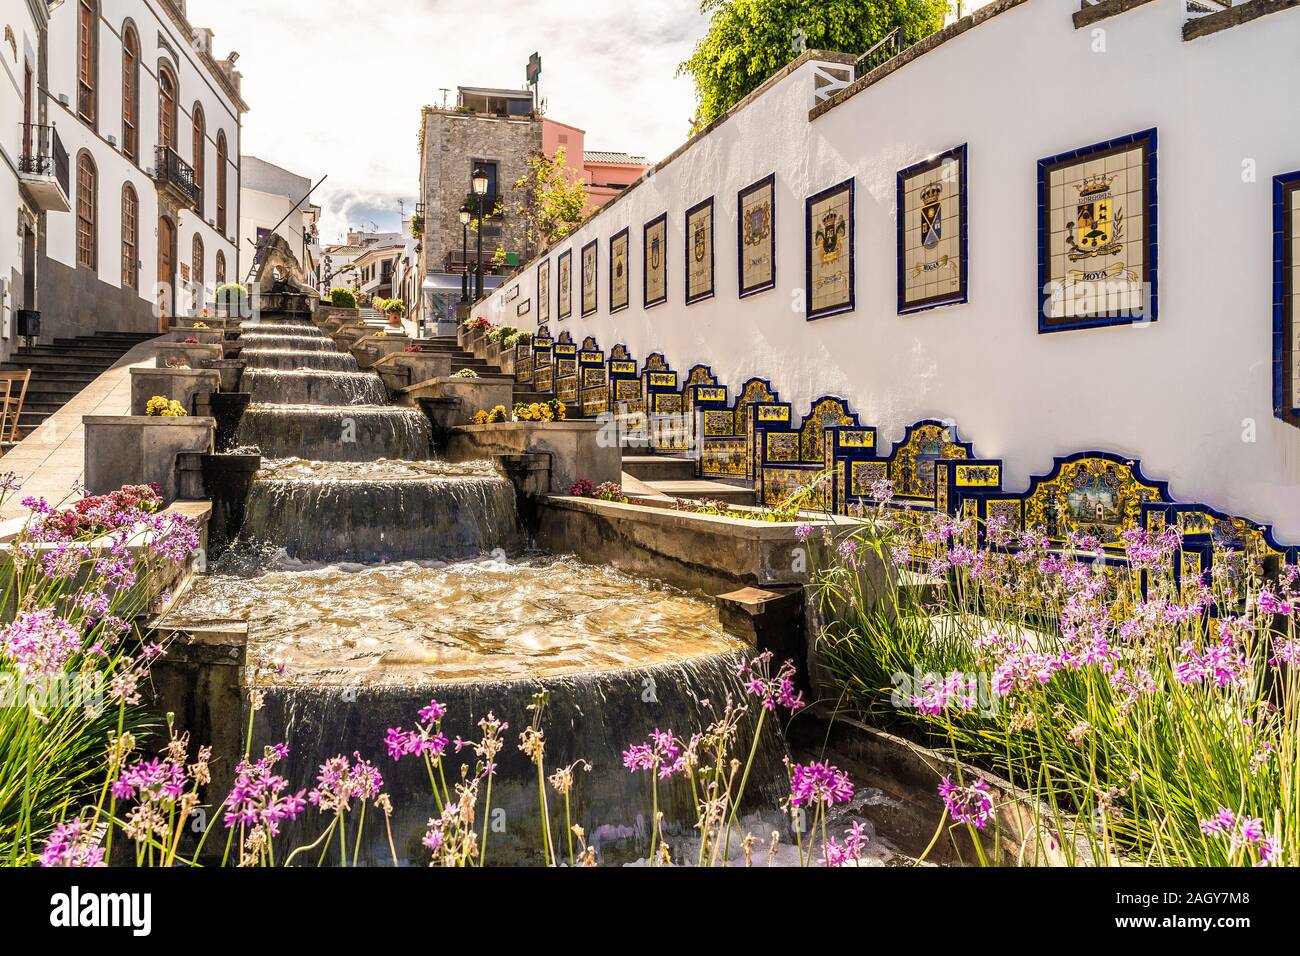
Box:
[385,698,450,761]
[31,483,162,541]
[223,743,307,834]
[738,651,805,712]
[822,820,869,867]
[38,819,106,868]
[0,609,83,681]
[1199,807,1280,866]
[789,761,854,808]
[938,776,993,830]
[308,752,385,813]
[622,728,687,779]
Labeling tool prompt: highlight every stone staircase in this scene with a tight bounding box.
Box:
[413,336,568,410]
[620,453,756,505]
[0,331,158,441]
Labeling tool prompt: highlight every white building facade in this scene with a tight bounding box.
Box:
[239,154,319,289]
[1,0,55,362]
[478,0,1300,541]
[39,0,245,336]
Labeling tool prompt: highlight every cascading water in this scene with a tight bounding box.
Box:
[240,458,521,561]
[240,349,361,372]
[241,368,389,406]
[172,297,798,865]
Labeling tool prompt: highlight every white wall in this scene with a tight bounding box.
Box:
[0,0,43,354]
[45,0,239,307]
[479,0,1300,540]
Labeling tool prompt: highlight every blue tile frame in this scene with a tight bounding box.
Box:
[1274,171,1300,421]
[580,238,598,318]
[737,173,777,299]
[1036,128,1158,333]
[557,248,572,321]
[536,258,550,327]
[643,211,668,310]
[805,177,856,321]
[896,144,968,314]
[684,195,716,306]
[609,227,630,315]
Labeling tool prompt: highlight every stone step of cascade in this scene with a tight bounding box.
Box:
[620,455,698,482]
[644,479,757,506]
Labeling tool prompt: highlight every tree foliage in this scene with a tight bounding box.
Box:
[679,0,950,129]
[511,146,589,254]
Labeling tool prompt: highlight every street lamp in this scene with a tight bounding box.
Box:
[472,168,489,299]
[459,204,471,302]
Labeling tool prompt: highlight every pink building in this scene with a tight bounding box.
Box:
[542,119,648,214]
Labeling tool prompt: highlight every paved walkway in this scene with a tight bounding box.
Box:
[0,339,166,524]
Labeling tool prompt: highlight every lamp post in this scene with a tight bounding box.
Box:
[472,167,489,300]
[459,204,471,302]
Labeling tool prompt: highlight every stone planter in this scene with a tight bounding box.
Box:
[174,317,236,331]
[162,327,224,345]
[446,420,617,493]
[154,342,224,370]
[316,305,359,332]
[496,347,517,377]
[198,358,246,393]
[371,350,453,395]
[130,367,222,416]
[330,325,369,351]
[399,374,516,431]
[350,333,411,370]
[534,494,871,596]
[484,340,503,366]
[83,416,216,503]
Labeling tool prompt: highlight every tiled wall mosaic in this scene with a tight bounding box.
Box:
[609,228,630,314]
[537,259,550,326]
[1274,171,1300,422]
[738,173,776,298]
[557,251,572,320]
[898,145,967,314]
[685,197,715,305]
[581,240,598,318]
[643,212,668,309]
[1038,129,1157,332]
[806,178,854,320]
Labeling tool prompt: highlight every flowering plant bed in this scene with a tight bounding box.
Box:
[808,481,1300,866]
[471,405,508,425]
[513,399,565,422]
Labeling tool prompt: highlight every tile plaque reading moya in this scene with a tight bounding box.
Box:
[1038,128,1157,333]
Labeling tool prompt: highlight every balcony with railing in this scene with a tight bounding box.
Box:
[154,145,199,208]
[18,124,70,212]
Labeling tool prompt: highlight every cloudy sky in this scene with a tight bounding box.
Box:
[190,0,710,242]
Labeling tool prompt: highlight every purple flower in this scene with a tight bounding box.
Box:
[38,820,105,868]
[0,609,83,680]
[418,699,447,723]
[384,726,449,761]
[308,752,385,812]
[795,523,814,543]
[789,761,854,808]
[622,728,684,779]
[938,776,993,829]
[1258,587,1291,617]
[738,651,805,712]
[822,820,869,867]
[112,757,187,803]
[223,743,307,834]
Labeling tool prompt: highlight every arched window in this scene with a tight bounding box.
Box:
[121,183,138,288]
[215,131,228,234]
[158,65,177,150]
[76,153,97,269]
[192,234,205,309]
[192,104,205,212]
[77,0,96,125]
[121,26,139,161]
[215,250,226,285]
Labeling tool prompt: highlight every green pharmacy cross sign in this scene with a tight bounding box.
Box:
[527,53,541,86]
